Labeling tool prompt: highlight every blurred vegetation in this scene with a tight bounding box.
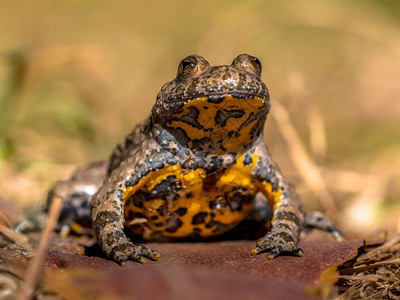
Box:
[0,0,399,236]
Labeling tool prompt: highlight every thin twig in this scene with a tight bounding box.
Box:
[338,274,383,282]
[18,196,62,300]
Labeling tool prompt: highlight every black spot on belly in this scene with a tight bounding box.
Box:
[227,188,254,212]
[127,175,182,210]
[177,106,204,129]
[190,227,202,238]
[175,207,188,216]
[205,220,229,233]
[125,193,145,209]
[131,212,146,219]
[209,200,217,209]
[127,210,135,218]
[214,109,245,127]
[156,205,165,216]
[165,126,190,148]
[192,212,208,225]
[149,175,181,201]
[166,217,183,233]
[243,153,253,166]
[185,192,193,198]
[191,137,213,152]
[237,112,255,133]
[250,111,267,138]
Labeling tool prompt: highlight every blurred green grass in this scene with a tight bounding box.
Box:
[0,0,399,234]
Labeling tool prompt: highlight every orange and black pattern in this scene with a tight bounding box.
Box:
[39,55,340,266]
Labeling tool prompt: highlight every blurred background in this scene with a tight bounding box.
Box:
[0,0,399,237]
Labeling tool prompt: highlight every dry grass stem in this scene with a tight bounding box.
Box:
[339,274,383,282]
[0,209,12,227]
[18,196,62,300]
[358,231,400,262]
[272,99,342,224]
[0,226,32,253]
[307,111,327,162]
[287,70,327,162]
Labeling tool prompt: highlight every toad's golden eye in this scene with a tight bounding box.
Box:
[177,56,198,77]
[232,54,262,77]
[176,55,210,79]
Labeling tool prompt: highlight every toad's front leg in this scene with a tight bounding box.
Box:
[251,146,305,259]
[90,160,162,265]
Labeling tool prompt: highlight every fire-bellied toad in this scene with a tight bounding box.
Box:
[37,54,341,265]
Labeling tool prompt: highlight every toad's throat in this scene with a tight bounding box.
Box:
[167,94,267,154]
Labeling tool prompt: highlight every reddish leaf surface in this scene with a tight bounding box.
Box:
[35,240,364,299]
[45,265,315,300]
[45,240,362,285]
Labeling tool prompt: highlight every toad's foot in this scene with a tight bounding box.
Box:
[251,232,304,260]
[110,243,161,265]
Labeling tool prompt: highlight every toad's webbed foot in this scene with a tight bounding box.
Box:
[110,242,161,266]
[251,232,304,260]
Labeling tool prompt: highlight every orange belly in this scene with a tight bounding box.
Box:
[123,153,262,240]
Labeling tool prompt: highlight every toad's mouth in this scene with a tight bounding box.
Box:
[167,94,268,153]
[168,91,267,104]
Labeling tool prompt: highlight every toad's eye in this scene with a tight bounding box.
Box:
[181,59,193,70]
[232,54,262,77]
[178,56,198,77]
[177,55,210,79]
[246,55,262,77]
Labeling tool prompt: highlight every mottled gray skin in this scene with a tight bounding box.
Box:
[89,54,306,265]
